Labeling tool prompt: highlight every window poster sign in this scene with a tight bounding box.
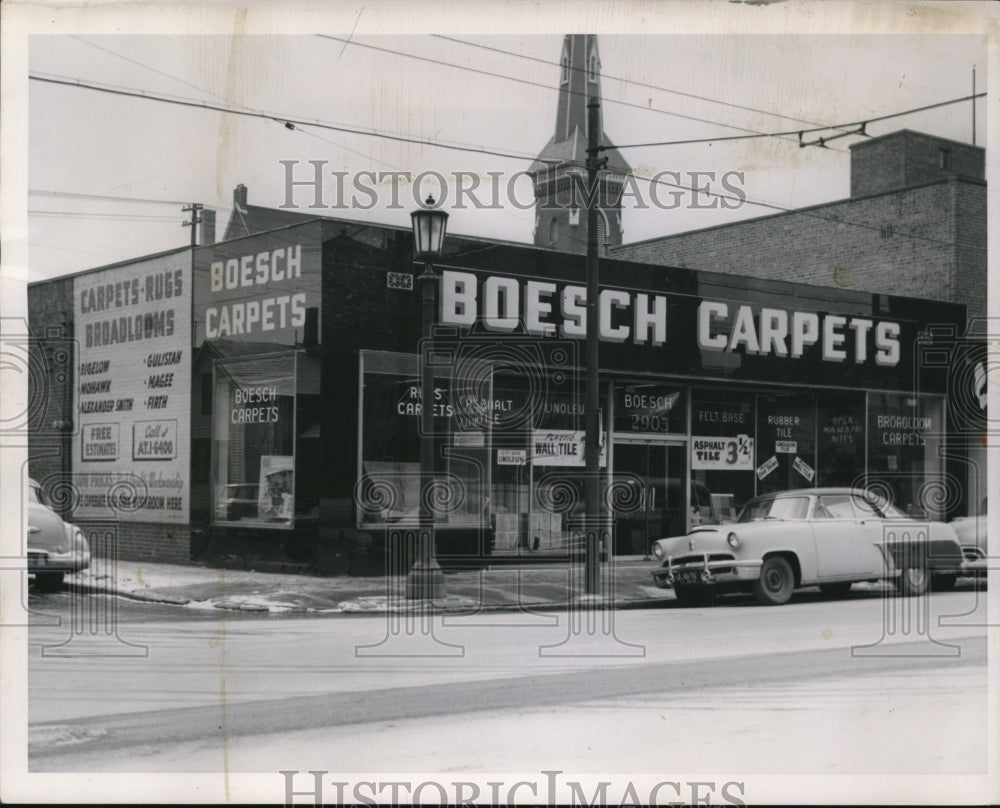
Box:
[531,430,607,467]
[73,253,191,522]
[258,455,294,524]
[691,434,754,470]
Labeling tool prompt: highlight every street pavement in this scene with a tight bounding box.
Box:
[63,556,677,614]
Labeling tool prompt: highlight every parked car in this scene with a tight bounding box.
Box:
[28,478,91,592]
[949,502,988,577]
[214,483,260,522]
[651,487,965,606]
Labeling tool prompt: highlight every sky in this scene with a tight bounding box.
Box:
[5,3,994,283]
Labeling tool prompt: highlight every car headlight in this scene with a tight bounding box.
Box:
[652,542,664,560]
[66,524,89,554]
[727,531,741,550]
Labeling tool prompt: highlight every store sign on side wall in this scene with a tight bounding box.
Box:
[73,254,191,523]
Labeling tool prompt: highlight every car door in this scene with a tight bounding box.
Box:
[850,494,896,576]
[810,494,875,580]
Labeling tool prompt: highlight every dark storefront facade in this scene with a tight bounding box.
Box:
[183,217,966,571]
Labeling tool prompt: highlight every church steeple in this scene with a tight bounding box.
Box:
[529,35,630,254]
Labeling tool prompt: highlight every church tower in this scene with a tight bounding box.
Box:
[529,35,631,254]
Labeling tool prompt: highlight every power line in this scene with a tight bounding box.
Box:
[29,209,186,221]
[432,34,856,136]
[30,72,554,164]
[610,93,986,150]
[316,34,825,150]
[29,188,225,207]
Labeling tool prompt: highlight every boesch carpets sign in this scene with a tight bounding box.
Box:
[73,253,191,522]
[439,269,902,367]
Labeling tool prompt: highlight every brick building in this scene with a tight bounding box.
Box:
[613,130,987,325]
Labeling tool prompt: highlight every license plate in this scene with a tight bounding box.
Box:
[676,570,701,585]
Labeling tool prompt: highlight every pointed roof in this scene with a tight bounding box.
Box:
[529,35,631,176]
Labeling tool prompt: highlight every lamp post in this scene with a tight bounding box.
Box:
[406,194,449,600]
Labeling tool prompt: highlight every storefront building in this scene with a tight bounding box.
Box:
[181,212,965,570]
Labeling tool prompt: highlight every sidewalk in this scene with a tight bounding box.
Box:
[64,557,675,615]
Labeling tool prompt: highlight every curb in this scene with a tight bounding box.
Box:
[63,580,675,614]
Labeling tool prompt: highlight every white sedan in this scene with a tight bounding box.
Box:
[651,487,965,606]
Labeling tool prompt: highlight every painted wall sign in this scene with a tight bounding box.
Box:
[74,252,191,523]
[81,423,119,462]
[194,225,322,345]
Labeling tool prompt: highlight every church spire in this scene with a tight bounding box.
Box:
[529,35,630,255]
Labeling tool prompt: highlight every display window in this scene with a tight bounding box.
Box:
[816,392,866,487]
[866,392,946,519]
[690,388,756,518]
[211,351,320,529]
[357,352,610,555]
[755,392,817,495]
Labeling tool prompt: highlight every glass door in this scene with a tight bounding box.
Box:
[611,441,687,556]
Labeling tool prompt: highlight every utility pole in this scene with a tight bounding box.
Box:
[972,66,977,146]
[584,94,607,595]
[182,203,204,247]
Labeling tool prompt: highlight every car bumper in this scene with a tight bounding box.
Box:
[652,555,763,588]
[28,550,91,574]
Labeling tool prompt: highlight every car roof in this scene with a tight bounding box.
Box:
[757,487,868,498]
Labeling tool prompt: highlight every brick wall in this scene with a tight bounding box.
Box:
[954,180,988,324]
[850,131,985,197]
[613,178,984,327]
[82,520,191,564]
[26,278,76,515]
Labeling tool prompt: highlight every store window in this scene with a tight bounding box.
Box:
[358,351,488,529]
[211,351,320,529]
[755,392,817,496]
[867,392,946,519]
[690,389,755,518]
[816,392,866,487]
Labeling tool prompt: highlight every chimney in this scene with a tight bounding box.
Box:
[234,184,248,212]
[199,209,216,246]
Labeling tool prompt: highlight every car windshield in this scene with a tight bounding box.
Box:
[737,495,809,522]
[28,484,50,507]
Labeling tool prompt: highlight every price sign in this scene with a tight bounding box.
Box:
[756,455,779,480]
[691,433,754,470]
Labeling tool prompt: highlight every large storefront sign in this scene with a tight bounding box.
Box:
[439,269,902,366]
[194,224,323,345]
[73,253,191,522]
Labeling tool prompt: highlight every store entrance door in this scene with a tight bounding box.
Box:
[612,441,687,557]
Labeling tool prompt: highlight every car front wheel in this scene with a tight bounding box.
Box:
[754,556,795,605]
[896,566,930,596]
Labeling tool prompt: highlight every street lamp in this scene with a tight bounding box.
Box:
[406,194,449,600]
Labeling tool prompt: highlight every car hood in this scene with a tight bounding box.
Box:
[27,502,69,552]
[655,525,736,555]
[949,515,985,549]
